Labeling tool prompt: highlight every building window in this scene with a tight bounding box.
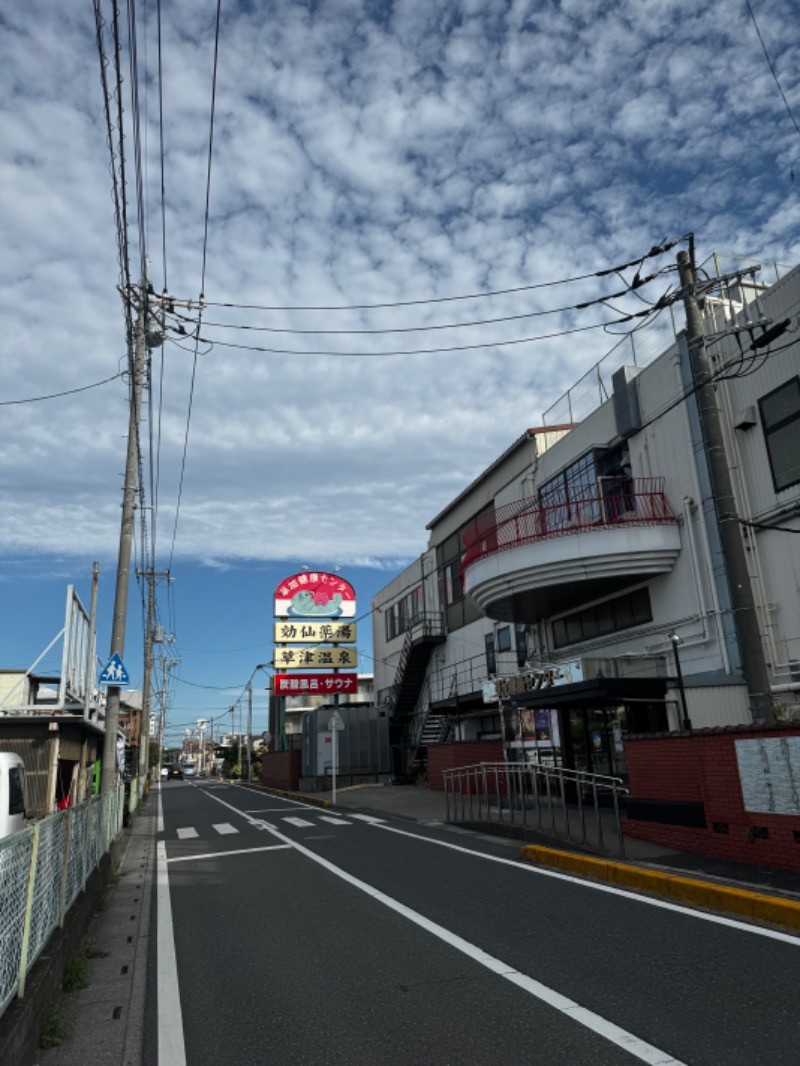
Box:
[485,633,497,676]
[759,377,800,492]
[515,623,528,667]
[384,585,423,642]
[539,450,602,526]
[496,626,512,653]
[551,588,653,648]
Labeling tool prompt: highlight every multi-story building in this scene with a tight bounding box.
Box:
[373,257,800,782]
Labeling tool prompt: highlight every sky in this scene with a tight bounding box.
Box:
[1,0,799,743]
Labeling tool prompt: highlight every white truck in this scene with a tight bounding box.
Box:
[0,752,26,838]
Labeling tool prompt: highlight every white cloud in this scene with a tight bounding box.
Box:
[1,0,799,579]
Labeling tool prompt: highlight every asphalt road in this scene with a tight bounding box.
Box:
[155,781,800,1065]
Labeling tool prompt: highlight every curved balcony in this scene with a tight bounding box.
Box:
[461,479,681,622]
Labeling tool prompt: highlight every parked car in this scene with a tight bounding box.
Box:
[0,752,26,838]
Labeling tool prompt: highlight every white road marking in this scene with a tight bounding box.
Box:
[283,816,315,827]
[158,791,164,834]
[168,845,291,864]
[319,816,351,826]
[176,827,198,840]
[157,841,186,1066]
[212,822,239,835]
[244,806,317,814]
[199,790,685,1064]
[348,813,387,824]
[370,822,800,947]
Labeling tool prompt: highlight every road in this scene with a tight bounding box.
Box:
[153,780,800,1065]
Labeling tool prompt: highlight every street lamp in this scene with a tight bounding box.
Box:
[668,632,692,731]
[244,665,271,780]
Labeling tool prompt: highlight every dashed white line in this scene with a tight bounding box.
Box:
[212,822,238,835]
[176,827,198,840]
[348,813,387,824]
[319,816,352,826]
[283,816,315,827]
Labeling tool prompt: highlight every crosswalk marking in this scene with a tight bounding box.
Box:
[282,816,315,828]
[213,823,238,835]
[176,827,198,839]
[349,814,386,824]
[319,816,351,826]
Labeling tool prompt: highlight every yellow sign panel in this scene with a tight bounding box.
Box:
[274,647,358,670]
[274,621,357,644]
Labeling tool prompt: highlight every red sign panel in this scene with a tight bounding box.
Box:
[274,571,356,618]
[273,673,359,695]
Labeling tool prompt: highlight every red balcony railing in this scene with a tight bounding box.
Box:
[461,477,676,578]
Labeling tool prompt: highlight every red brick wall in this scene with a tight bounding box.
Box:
[260,750,301,791]
[428,740,504,790]
[624,726,800,872]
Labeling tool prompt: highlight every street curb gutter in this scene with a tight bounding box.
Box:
[238,783,332,810]
[519,845,800,932]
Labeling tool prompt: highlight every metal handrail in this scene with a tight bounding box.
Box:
[442,761,628,857]
[460,478,676,578]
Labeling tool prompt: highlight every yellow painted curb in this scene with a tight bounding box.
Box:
[240,782,332,809]
[519,845,800,932]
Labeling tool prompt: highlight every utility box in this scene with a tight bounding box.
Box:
[301,704,390,785]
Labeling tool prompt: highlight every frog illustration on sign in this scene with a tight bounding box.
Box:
[289,589,343,617]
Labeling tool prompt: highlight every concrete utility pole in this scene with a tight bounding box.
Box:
[677,250,775,725]
[102,295,147,793]
[137,570,170,781]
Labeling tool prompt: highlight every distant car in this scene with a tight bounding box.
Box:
[164,764,183,780]
[181,763,197,779]
[160,765,169,778]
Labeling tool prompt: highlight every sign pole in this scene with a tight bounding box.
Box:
[332,724,337,805]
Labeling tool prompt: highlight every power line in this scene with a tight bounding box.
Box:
[745,0,800,150]
[0,373,125,406]
[167,0,223,572]
[200,239,684,312]
[188,315,646,358]
[193,275,669,337]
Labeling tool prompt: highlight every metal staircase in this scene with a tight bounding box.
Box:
[386,613,444,777]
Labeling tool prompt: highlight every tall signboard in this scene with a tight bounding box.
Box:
[272,571,358,752]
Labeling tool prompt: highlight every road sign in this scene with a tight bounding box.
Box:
[328,712,345,732]
[98,653,129,686]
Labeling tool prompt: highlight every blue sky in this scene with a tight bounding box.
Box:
[1,1,799,739]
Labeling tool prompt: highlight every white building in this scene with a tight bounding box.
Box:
[372,257,800,781]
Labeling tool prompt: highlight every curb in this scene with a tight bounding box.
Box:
[237,782,332,809]
[519,845,800,932]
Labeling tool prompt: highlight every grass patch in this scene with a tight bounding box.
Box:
[39,1010,70,1048]
[62,955,88,993]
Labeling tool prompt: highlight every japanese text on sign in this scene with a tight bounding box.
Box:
[274,621,357,644]
[274,673,359,695]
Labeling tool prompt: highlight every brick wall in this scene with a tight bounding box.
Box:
[428,740,504,790]
[624,725,800,872]
[260,750,301,791]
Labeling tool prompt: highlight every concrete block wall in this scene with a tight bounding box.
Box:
[427,740,504,790]
[624,726,800,872]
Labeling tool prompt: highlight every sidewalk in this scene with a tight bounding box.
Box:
[35,793,157,1066]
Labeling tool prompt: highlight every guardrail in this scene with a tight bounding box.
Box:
[443,762,628,856]
[0,782,128,1018]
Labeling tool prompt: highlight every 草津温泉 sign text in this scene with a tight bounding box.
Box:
[274,647,358,670]
[274,621,356,644]
[273,673,359,695]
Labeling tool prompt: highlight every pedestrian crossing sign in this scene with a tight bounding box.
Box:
[99,653,130,686]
